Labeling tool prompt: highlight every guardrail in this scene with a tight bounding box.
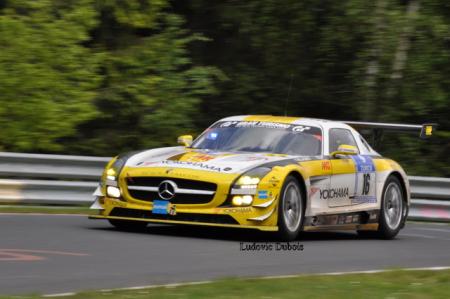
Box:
[0,152,109,180]
[0,152,448,221]
[0,179,98,205]
[0,152,108,205]
[408,176,450,222]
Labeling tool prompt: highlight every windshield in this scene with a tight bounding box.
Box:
[191,121,322,156]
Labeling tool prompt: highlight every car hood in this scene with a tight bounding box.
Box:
[125,146,306,174]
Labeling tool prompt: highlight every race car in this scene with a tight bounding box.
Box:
[89,115,436,240]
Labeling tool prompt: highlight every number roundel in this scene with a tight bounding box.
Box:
[362,173,370,195]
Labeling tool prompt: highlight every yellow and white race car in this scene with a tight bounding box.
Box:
[90,115,435,240]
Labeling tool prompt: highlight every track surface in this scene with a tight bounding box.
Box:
[1,214,449,295]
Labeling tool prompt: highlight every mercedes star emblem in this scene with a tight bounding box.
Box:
[158,180,177,200]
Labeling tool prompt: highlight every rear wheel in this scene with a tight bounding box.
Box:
[358,176,406,239]
[108,219,148,231]
[277,176,305,241]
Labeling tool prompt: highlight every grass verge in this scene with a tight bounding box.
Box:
[1,269,449,299]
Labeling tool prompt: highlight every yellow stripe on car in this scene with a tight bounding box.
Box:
[243,115,301,124]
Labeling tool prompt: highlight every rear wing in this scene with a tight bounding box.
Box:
[344,121,437,139]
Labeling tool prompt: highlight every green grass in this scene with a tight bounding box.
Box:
[1,269,449,299]
[0,205,91,215]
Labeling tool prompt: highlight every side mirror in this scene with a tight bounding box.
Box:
[330,144,359,158]
[177,135,193,147]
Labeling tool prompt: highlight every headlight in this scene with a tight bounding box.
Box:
[106,168,117,181]
[103,157,126,199]
[106,186,121,198]
[236,176,260,185]
[232,195,253,206]
[230,167,272,205]
[105,158,126,181]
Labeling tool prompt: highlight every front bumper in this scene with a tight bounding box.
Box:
[91,165,282,231]
[90,195,279,231]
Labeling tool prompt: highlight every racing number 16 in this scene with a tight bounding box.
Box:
[362,173,370,195]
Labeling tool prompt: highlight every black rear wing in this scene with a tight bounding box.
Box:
[344,121,437,144]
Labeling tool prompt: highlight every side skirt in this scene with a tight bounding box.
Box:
[303,210,379,231]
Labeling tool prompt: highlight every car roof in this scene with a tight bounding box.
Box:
[218,115,353,131]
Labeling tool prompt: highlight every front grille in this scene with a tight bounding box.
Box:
[127,177,216,191]
[110,208,238,225]
[126,177,217,204]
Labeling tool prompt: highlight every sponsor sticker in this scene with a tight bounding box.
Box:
[351,196,377,204]
[220,121,238,127]
[161,160,223,172]
[235,121,291,130]
[292,125,310,132]
[269,176,280,187]
[322,161,331,171]
[352,155,375,172]
[152,200,169,214]
[258,190,269,199]
[319,187,349,200]
[168,204,177,216]
[217,121,322,133]
[223,207,252,213]
[185,153,215,162]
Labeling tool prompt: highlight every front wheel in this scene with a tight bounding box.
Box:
[358,176,406,239]
[277,176,305,241]
[108,219,148,231]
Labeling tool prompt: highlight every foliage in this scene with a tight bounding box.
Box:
[177,0,450,176]
[0,0,99,151]
[62,2,223,154]
[0,0,448,176]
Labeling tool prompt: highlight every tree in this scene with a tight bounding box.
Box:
[179,0,449,176]
[63,0,223,155]
[0,0,100,152]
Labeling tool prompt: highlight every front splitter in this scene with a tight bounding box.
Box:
[89,214,279,231]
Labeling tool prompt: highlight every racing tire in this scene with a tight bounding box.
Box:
[358,176,406,239]
[108,219,148,231]
[277,176,305,241]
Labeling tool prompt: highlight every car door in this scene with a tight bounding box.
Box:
[327,128,358,207]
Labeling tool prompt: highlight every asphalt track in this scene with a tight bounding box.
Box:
[1,214,449,295]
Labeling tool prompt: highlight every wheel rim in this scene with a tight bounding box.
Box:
[383,182,403,230]
[282,182,302,232]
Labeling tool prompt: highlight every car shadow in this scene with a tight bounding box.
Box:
[87,221,362,242]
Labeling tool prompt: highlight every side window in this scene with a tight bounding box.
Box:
[359,134,372,153]
[329,128,358,153]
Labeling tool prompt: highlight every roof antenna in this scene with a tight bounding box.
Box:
[284,74,294,116]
